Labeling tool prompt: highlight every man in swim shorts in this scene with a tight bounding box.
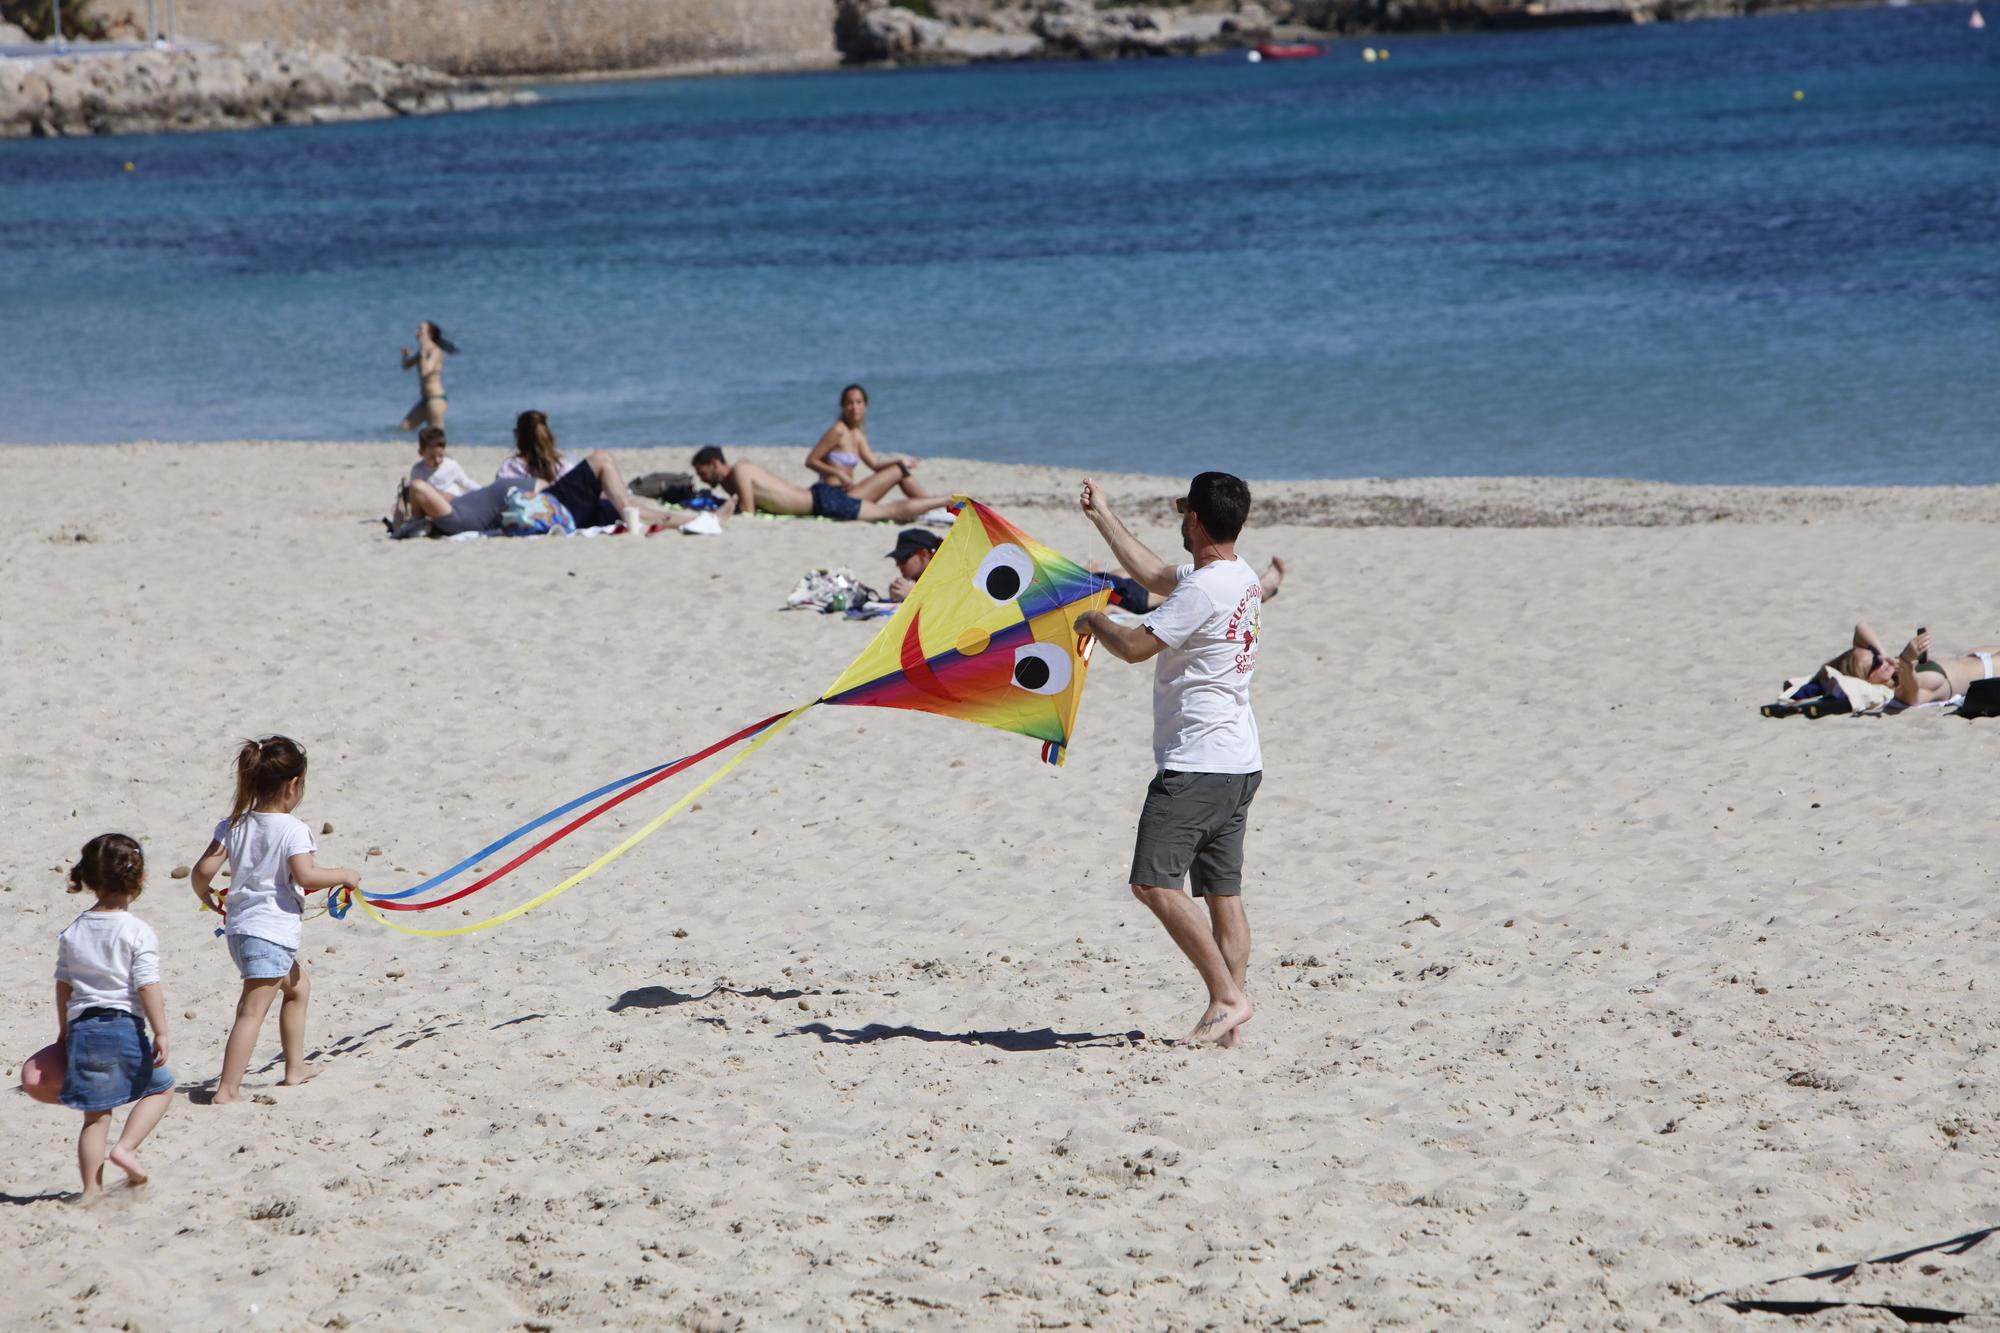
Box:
[692,447,940,524]
[1074,472,1265,1048]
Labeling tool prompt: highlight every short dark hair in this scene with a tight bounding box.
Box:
[692,446,726,468]
[1187,471,1250,542]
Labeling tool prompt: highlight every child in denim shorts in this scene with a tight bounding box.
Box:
[55,834,175,1200]
[189,736,361,1104]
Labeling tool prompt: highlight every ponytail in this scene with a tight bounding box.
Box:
[229,736,308,828]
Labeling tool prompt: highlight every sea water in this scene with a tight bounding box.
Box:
[1,6,1993,483]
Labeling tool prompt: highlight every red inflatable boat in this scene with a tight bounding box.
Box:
[1254,42,1325,60]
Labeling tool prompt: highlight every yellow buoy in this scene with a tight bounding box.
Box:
[1792,89,1804,101]
[1381,48,1391,59]
[123,161,134,171]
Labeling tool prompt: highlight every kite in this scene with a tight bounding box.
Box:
[319,498,1111,937]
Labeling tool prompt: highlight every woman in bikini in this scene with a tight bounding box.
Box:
[804,384,933,506]
[1822,623,2000,706]
[398,321,457,432]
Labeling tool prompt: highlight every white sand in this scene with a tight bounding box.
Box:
[2,442,1997,1328]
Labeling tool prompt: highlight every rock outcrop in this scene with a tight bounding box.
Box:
[836,1,1276,64]
[0,43,533,138]
[169,0,836,77]
[832,0,1831,64]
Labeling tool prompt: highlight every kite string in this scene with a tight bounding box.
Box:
[353,702,816,938]
[370,760,675,902]
[361,709,792,914]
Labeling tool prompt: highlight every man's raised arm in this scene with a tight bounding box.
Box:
[1080,478,1176,597]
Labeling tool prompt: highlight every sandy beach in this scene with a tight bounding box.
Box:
[3,441,1997,1328]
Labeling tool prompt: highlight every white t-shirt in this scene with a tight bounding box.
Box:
[214,812,317,949]
[55,910,161,1022]
[411,456,475,497]
[1142,558,1263,774]
[496,452,577,483]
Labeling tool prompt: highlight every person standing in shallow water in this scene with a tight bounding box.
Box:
[398,320,456,432]
[1074,473,1264,1048]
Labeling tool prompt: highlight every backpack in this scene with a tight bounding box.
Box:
[629,471,704,505]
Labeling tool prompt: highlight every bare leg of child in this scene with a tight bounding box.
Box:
[77,1110,113,1200]
[277,962,322,1087]
[108,1089,171,1185]
[214,979,281,1104]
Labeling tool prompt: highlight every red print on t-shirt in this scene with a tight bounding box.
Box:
[1226,584,1262,675]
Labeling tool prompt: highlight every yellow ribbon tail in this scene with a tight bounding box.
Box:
[355,703,814,938]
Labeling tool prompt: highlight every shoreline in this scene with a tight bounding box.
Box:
[6,440,1997,527]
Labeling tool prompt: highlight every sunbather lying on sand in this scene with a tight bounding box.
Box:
[1821,622,2000,706]
[693,446,940,524]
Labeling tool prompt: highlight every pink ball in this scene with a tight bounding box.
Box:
[19,1042,64,1106]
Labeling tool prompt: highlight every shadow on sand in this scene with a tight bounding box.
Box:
[609,984,814,1012]
[784,1022,1142,1052]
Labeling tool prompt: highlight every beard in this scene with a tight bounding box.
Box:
[1179,512,1194,553]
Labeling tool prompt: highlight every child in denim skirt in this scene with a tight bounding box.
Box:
[55,834,175,1199]
[189,736,361,1105]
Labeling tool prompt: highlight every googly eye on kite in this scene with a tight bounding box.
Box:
[1011,643,1073,696]
[973,544,1036,605]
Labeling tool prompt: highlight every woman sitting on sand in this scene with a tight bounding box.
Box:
[498,410,733,532]
[804,384,932,507]
[398,321,456,432]
[1821,622,2000,705]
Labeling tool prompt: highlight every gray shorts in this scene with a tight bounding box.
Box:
[1130,769,1263,897]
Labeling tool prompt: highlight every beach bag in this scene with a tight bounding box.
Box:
[629,470,701,504]
[499,490,575,536]
[784,568,881,613]
[1960,678,2000,720]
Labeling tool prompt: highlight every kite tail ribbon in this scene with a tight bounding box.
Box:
[352,702,815,938]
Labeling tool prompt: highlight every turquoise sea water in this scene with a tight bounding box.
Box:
[1,7,1994,483]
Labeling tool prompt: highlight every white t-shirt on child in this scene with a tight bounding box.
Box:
[411,456,475,497]
[1141,558,1264,774]
[214,812,316,949]
[55,910,162,1022]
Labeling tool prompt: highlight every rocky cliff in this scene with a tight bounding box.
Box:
[0,44,531,138]
[835,0,1836,64]
[167,0,838,76]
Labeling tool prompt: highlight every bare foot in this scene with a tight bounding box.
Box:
[1174,999,1253,1047]
[280,1063,325,1087]
[76,1186,105,1206]
[209,1088,246,1106]
[108,1144,149,1186]
[1261,557,1286,603]
[1220,1027,1245,1049]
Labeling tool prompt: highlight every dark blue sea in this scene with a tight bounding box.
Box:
[2,6,1994,483]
